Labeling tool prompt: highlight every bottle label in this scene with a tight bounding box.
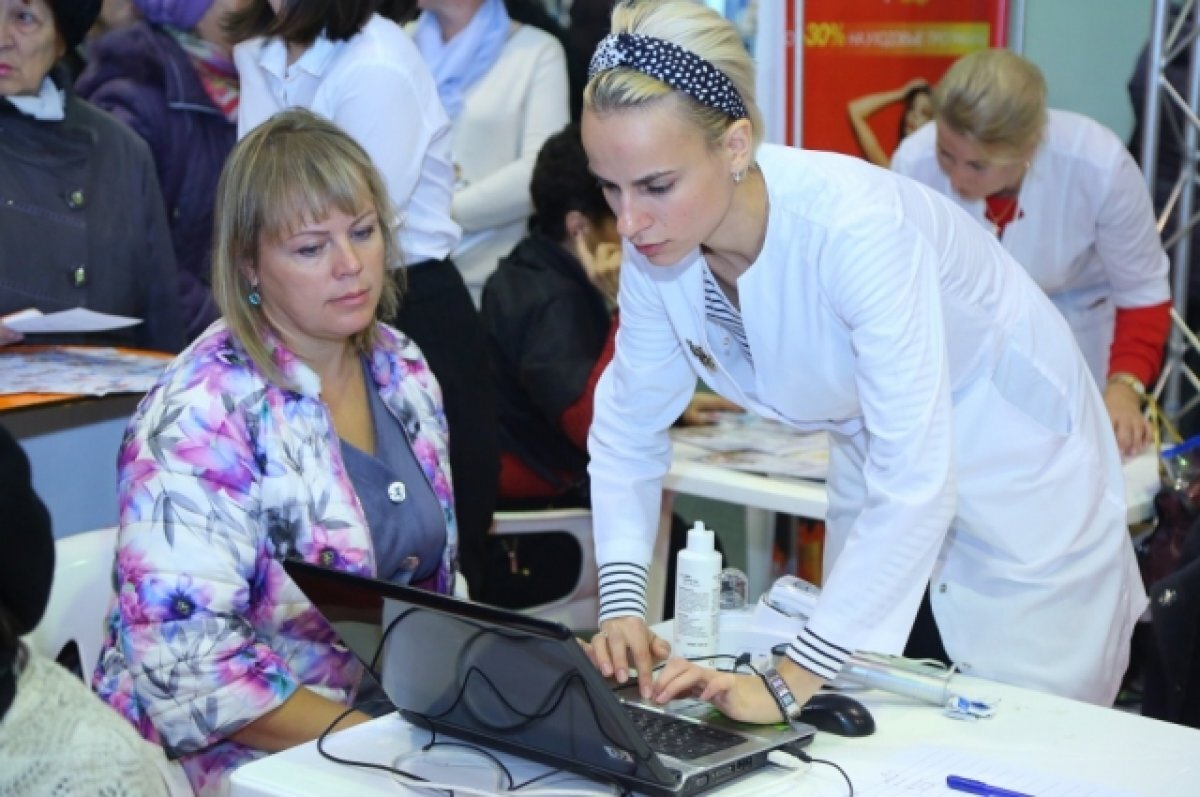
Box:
[674,572,719,656]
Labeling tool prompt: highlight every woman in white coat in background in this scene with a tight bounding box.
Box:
[893,49,1171,458]
[412,0,570,304]
[580,0,1146,720]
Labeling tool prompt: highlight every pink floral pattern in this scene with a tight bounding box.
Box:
[92,321,457,796]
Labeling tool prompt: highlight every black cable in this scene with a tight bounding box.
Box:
[416,662,657,768]
[733,658,854,794]
[657,654,854,795]
[312,608,457,795]
[643,652,760,678]
[509,767,631,796]
[412,713,516,790]
[319,608,733,796]
[791,749,854,796]
[446,628,585,733]
[508,767,563,791]
[314,703,451,795]
[415,712,631,797]
[435,662,587,729]
[368,605,421,676]
[390,619,662,790]
[412,711,633,796]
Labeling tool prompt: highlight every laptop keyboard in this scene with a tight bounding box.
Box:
[623,704,745,761]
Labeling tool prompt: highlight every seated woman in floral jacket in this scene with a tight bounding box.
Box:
[93,109,458,797]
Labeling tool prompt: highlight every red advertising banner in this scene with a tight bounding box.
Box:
[801,0,1009,164]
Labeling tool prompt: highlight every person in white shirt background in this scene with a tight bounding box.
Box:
[892,49,1171,457]
[230,0,499,599]
[579,0,1146,721]
[411,0,570,305]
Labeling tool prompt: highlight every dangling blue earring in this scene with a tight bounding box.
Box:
[247,287,262,307]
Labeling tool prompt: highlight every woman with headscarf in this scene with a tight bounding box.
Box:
[78,0,246,342]
[0,0,184,352]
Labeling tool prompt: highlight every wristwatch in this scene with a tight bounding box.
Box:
[1108,372,1147,401]
[760,666,805,727]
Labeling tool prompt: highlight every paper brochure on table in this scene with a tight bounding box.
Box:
[1,347,167,396]
[857,744,1137,796]
[672,415,830,481]
[2,307,142,334]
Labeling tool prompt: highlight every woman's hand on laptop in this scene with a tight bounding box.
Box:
[584,617,671,698]
[649,657,825,725]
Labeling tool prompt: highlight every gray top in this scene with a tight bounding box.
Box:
[341,360,447,584]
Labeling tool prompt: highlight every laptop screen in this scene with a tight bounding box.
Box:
[283,560,679,792]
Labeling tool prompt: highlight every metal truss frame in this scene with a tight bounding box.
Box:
[1142,0,1200,424]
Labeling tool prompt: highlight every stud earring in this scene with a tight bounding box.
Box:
[247,287,262,307]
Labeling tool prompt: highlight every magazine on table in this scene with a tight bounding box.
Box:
[672,415,829,481]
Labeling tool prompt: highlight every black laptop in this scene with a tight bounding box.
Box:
[283,559,814,796]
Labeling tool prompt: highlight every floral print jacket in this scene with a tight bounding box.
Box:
[93,321,457,796]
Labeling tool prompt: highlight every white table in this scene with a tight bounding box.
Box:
[230,676,1200,797]
[665,437,1160,601]
[665,439,827,600]
[231,712,816,797]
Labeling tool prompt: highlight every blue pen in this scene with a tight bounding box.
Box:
[946,774,1035,797]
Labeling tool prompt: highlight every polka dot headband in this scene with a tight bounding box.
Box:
[589,32,748,120]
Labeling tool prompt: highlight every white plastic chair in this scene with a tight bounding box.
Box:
[491,509,598,632]
[24,526,118,678]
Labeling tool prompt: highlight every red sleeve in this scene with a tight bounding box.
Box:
[498,452,563,501]
[559,312,619,449]
[1108,300,1172,386]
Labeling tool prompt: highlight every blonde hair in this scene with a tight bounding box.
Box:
[934,48,1047,165]
[211,108,402,386]
[584,0,764,150]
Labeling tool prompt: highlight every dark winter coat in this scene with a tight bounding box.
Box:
[77,23,234,340]
[481,233,612,488]
[0,65,184,353]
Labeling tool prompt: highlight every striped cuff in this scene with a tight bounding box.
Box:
[785,627,853,681]
[598,562,649,622]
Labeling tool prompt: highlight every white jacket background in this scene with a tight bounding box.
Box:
[588,145,1147,705]
[893,110,1170,383]
[443,22,569,302]
[236,14,462,265]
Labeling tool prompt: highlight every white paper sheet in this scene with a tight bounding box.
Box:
[857,745,1136,796]
[3,307,142,334]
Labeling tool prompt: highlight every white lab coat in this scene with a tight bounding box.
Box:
[892,110,1170,383]
[236,15,461,265]
[588,145,1147,705]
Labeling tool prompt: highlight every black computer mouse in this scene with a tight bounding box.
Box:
[799,691,876,737]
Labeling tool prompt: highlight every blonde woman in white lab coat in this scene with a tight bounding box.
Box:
[580,0,1146,721]
[893,49,1171,458]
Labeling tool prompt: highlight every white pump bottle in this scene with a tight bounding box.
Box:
[673,521,722,659]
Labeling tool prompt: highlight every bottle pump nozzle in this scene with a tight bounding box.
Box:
[688,520,715,550]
